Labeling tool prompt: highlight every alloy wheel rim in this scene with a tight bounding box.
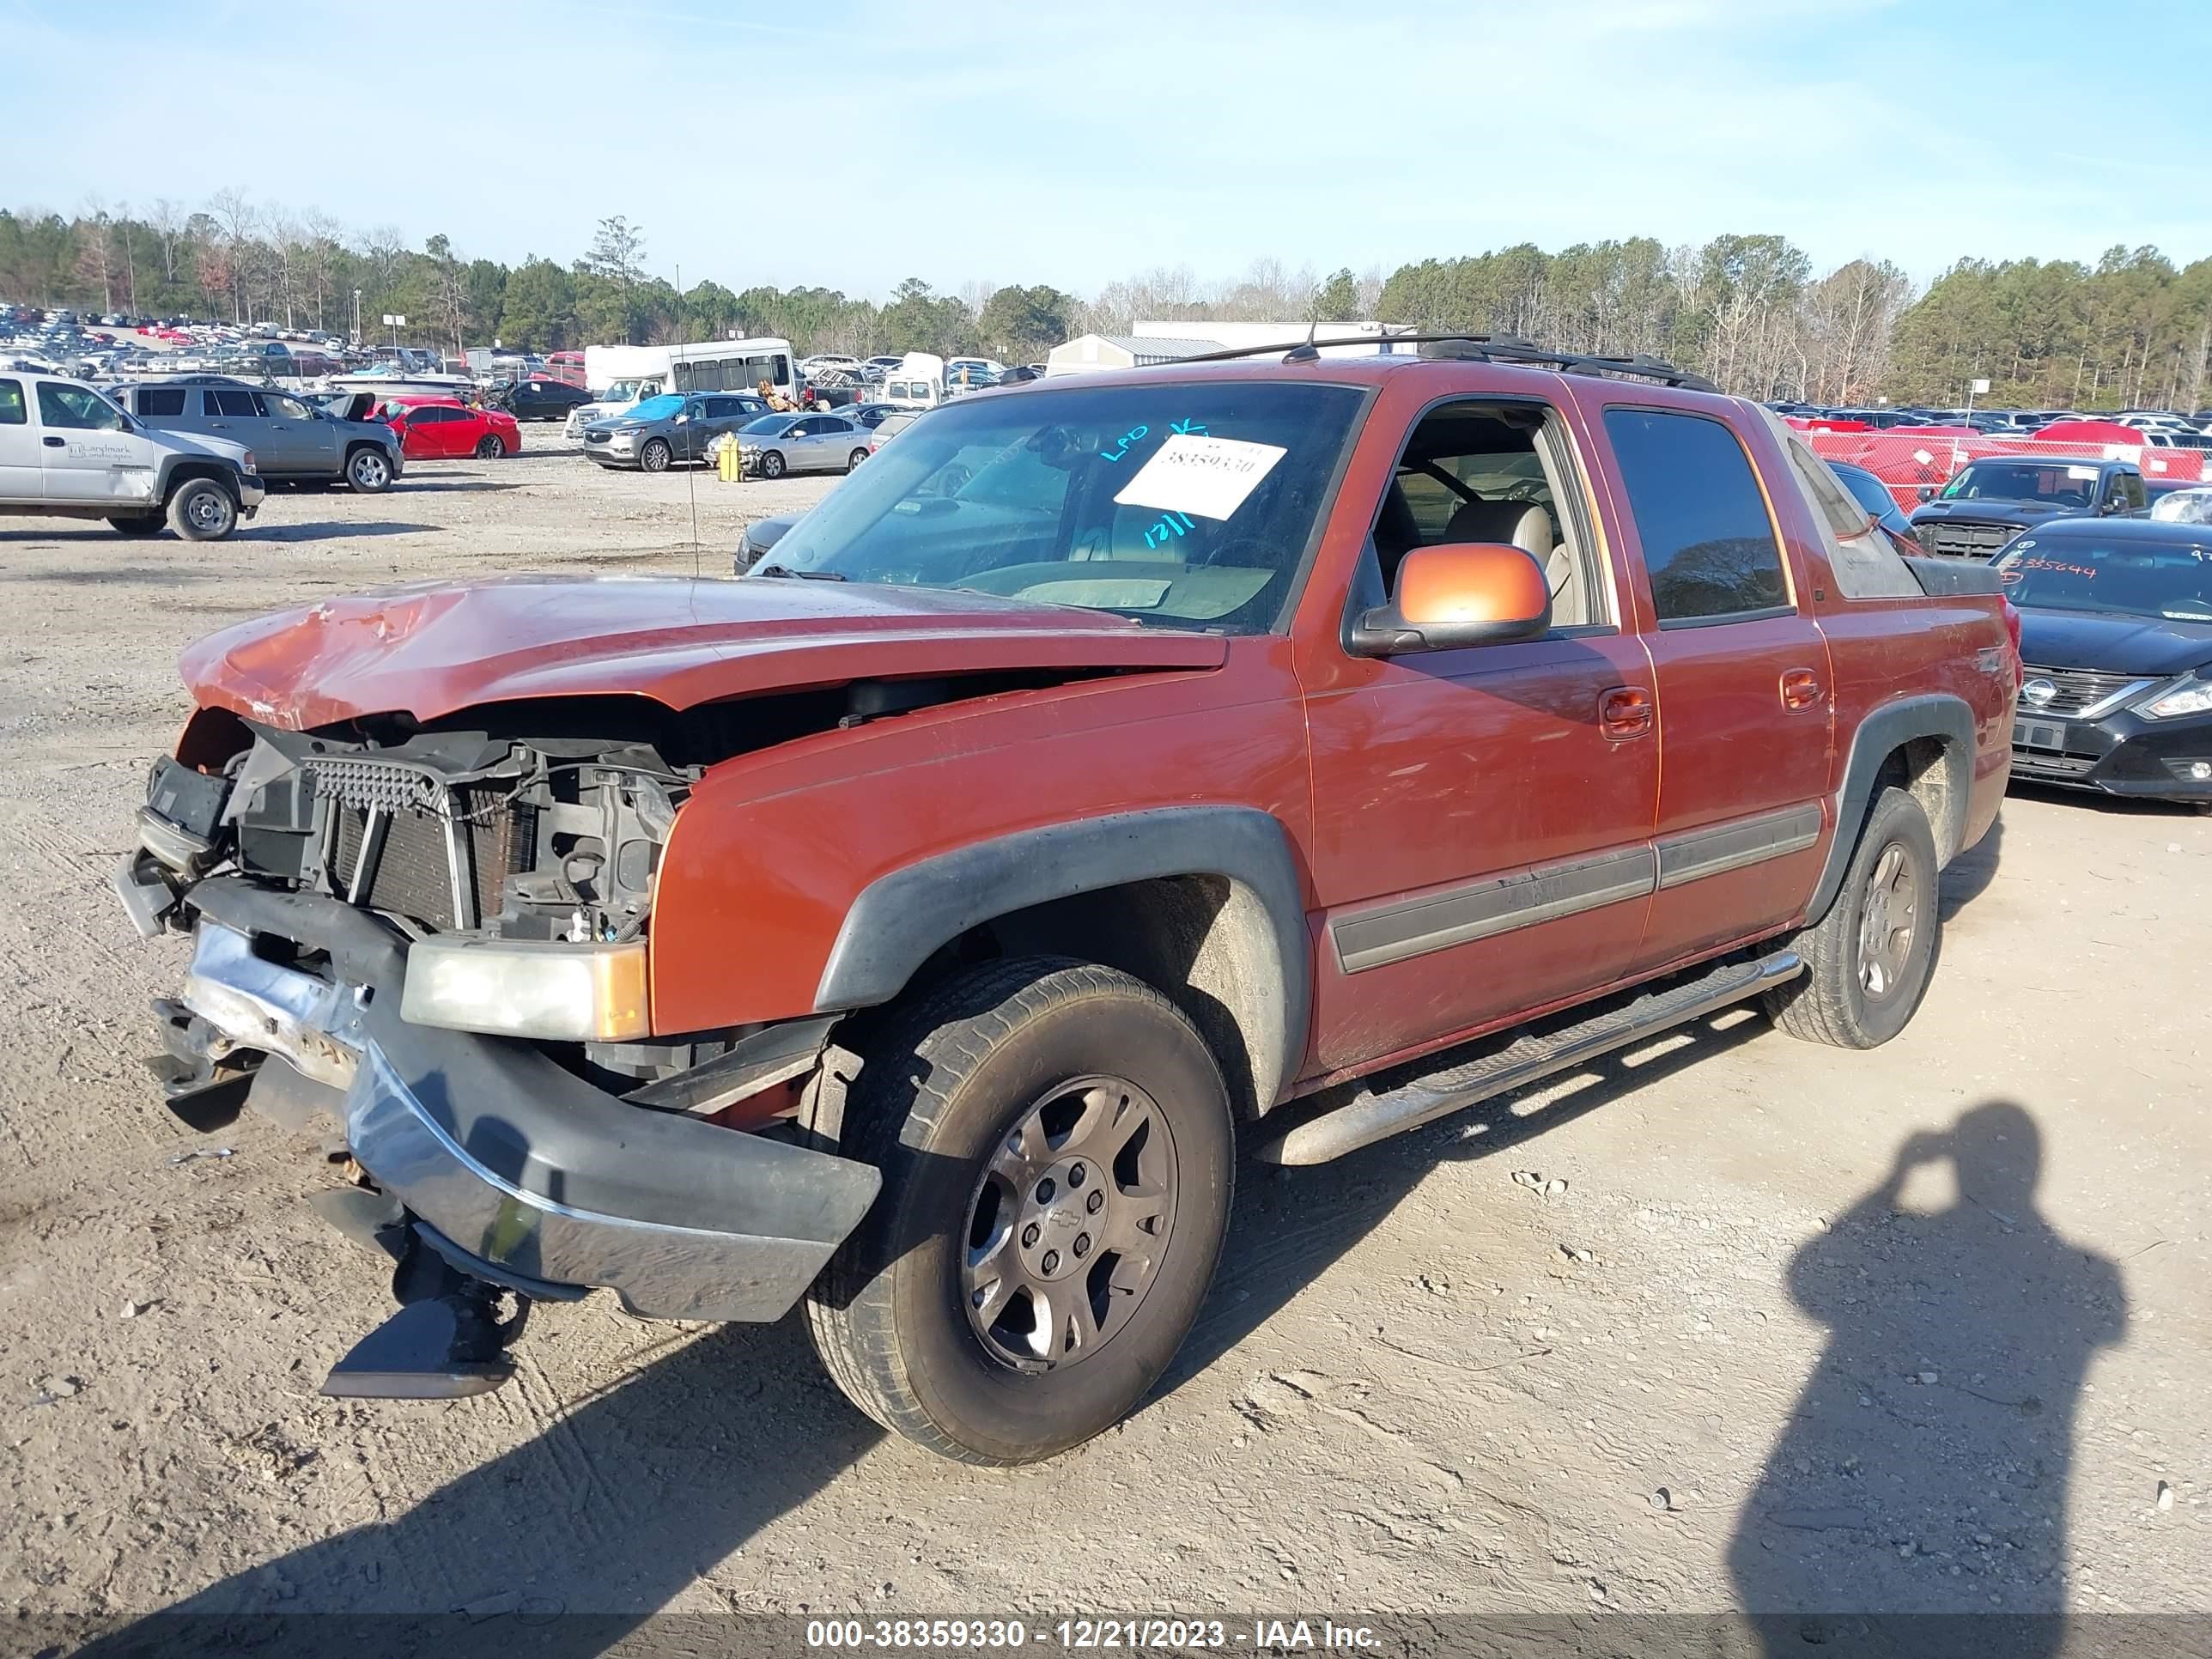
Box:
[961,1074,1179,1370]
[356,455,386,487]
[1856,840,1922,1001]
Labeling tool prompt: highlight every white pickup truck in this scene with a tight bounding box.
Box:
[0,370,264,540]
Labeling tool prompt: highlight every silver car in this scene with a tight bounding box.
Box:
[736,412,873,478]
[580,391,769,472]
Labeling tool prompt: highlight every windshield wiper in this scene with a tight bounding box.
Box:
[750,562,848,581]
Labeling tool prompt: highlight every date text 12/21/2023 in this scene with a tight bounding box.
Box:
[803,1618,1382,1650]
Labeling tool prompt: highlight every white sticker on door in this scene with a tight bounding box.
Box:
[1111,434,1287,522]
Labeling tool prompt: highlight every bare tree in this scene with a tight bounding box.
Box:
[148,197,186,287]
[957,278,997,326]
[112,198,138,312]
[206,187,259,322]
[76,197,116,313]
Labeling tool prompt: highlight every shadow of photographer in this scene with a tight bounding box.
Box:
[1727,1101,2126,1654]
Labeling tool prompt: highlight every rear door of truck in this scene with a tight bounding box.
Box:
[1571,394,1836,969]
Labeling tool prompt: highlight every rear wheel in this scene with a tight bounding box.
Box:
[1765,786,1939,1048]
[473,434,504,459]
[805,958,1234,1465]
[166,477,237,542]
[848,447,869,471]
[345,447,392,493]
[640,439,672,473]
[107,514,163,537]
[760,450,787,479]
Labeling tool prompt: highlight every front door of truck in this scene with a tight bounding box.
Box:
[1583,402,1835,968]
[1298,393,1661,1078]
[36,380,157,506]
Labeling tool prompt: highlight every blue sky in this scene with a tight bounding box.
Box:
[9,0,2208,301]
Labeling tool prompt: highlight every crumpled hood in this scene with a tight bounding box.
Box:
[179,575,1227,730]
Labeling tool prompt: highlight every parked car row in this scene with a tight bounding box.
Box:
[1771,398,2212,445]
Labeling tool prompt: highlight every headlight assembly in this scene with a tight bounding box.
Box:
[2142,677,2212,720]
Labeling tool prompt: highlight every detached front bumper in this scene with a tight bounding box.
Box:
[132,876,879,1325]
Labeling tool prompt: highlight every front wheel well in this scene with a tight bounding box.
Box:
[902,874,1284,1121]
[161,462,238,503]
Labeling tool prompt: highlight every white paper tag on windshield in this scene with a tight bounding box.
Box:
[2065,465,2099,480]
[1112,434,1286,521]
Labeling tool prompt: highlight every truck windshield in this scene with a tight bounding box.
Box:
[759,381,1367,633]
[1942,461,2099,508]
[1995,532,2212,622]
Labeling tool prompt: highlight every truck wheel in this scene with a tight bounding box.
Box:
[345,447,392,493]
[805,957,1234,1465]
[640,439,672,473]
[166,477,237,542]
[107,515,164,537]
[1765,786,1938,1048]
[760,450,786,479]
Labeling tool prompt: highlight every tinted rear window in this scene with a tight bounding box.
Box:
[138,388,187,416]
[1603,408,1789,623]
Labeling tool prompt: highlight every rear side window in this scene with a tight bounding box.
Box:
[0,380,22,424]
[137,388,187,416]
[1603,408,1789,624]
[205,389,261,417]
[1783,435,1921,601]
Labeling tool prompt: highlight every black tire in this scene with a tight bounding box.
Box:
[760,450,786,479]
[640,438,672,473]
[107,514,163,537]
[166,477,237,542]
[847,447,869,471]
[345,447,392,493]
[1765,786,1939,1048]
[474,434,504,459]
[805,957,1235,1465]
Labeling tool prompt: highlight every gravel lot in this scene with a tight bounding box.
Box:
[1,439,2206,1650]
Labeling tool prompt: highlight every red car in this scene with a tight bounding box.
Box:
[375,396,521,460]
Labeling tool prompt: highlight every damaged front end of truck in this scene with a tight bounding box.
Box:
[118,705,880,1399]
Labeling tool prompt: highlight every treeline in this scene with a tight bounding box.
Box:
[4,193,2209,410]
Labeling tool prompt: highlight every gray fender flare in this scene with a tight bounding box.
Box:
[813,805,1310,1112]
[1808,692,1975,921]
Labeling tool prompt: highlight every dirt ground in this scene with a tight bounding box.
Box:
[0,438,2205,1651]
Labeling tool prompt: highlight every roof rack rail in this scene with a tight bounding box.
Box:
[1170,331,1719,393]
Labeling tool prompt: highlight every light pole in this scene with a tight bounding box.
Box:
[351,288,362,343]
[1952,376,1990,477]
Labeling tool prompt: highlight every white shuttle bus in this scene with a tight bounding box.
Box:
[568,337,798,434]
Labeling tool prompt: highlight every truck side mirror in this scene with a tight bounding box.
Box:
[1348,542,1553,657]
[1917,485,1936,502]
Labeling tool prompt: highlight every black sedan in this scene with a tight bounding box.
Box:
[1996,518,2212,802]
[497,377,594,422]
